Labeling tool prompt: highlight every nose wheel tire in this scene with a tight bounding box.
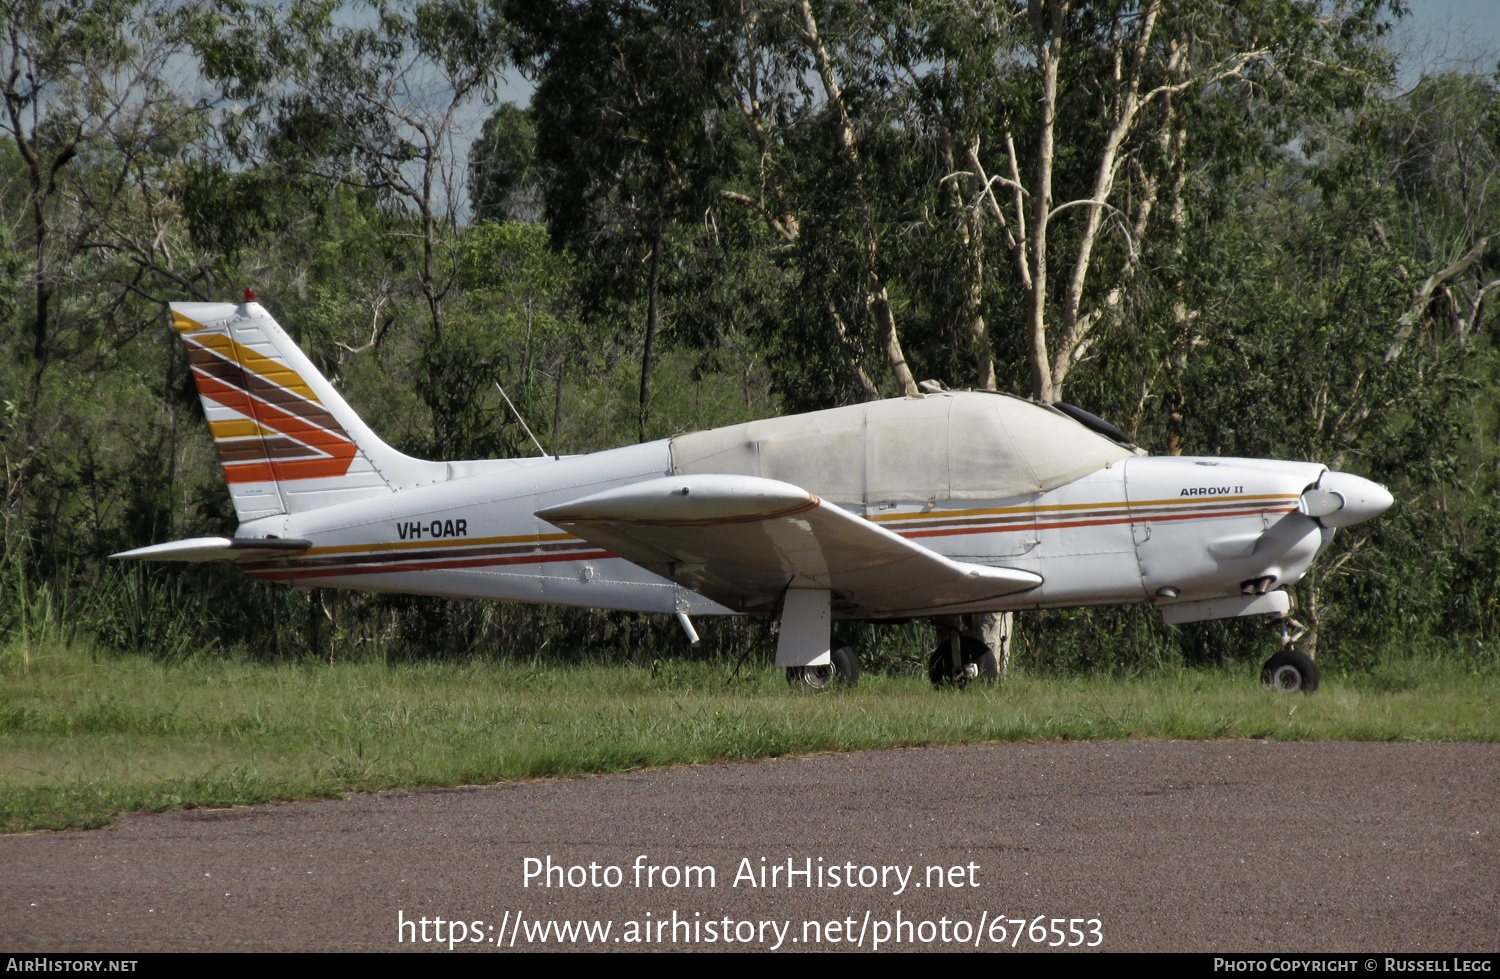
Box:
[786,643,860,690]
[1261,647,1319,694]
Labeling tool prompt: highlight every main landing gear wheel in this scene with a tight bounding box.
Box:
[1261,647,1319,694]
[786,642,860,690]
[928,635,992,689]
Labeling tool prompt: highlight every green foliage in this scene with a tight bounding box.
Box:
[469,103,541,223]
[0,0,1498,682]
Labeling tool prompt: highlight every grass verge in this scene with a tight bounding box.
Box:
[3,641,1498,833]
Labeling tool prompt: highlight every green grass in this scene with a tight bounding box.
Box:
[3,640,1498,833]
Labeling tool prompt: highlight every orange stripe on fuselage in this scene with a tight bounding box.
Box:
[867,493,1300,524]
[901,504,1298,539]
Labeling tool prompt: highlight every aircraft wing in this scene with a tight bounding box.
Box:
[535,475,1040,617]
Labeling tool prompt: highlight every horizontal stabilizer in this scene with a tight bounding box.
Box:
[536,474,1041,617]
[111,537,313,563]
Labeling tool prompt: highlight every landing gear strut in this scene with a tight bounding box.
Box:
[1261,616,1318,693]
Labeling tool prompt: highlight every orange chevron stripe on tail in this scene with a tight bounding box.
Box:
[169,299,448,521]
[175,310,358,483]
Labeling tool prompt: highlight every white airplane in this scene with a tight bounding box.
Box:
[114,294,1393,693]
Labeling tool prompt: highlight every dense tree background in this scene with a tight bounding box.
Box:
[3,0,1498,675]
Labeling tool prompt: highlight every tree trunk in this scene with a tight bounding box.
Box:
[553,343,566,448]
[982,611,1013,676]
[947,134,996,390]
[1301,578,1320,661]
[798,0,919,397]
[870,277,916,396]
[1025,1,1065,403]
[419,175,443,340]
[826,300,881,398]
[1159,64,1191,456]
[521,301,534,391]
[963,219,996,391]
[639,227,663,442]
[6,98,69,554]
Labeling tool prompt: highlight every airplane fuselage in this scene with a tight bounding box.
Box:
[231,442,1334,622]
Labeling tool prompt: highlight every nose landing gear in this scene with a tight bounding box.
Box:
[1261,616,1318,693]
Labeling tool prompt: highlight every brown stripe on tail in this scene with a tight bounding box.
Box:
[174,314,360,484]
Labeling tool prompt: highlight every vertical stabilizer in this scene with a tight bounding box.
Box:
[172,298,446,521]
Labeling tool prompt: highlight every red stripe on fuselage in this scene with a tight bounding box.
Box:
[247,549,615,581]
[902,505,1297,539]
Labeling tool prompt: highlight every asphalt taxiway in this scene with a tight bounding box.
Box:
[3,741,1496,951]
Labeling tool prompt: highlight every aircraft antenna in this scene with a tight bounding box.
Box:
[494,381,552,458]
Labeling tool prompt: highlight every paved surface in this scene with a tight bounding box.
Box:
[2,741,1497,952]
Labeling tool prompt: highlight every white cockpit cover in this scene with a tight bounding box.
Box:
[668,391,1134,504]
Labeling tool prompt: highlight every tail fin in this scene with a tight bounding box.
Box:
[172,297,445,521]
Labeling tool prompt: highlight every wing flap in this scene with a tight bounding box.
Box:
[111,537,313,563]
[536,475,1040,616]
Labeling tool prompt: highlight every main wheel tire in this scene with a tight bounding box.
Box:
[928,636,991,689]
[786,643,860,690]
[1261,647,1320,694]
